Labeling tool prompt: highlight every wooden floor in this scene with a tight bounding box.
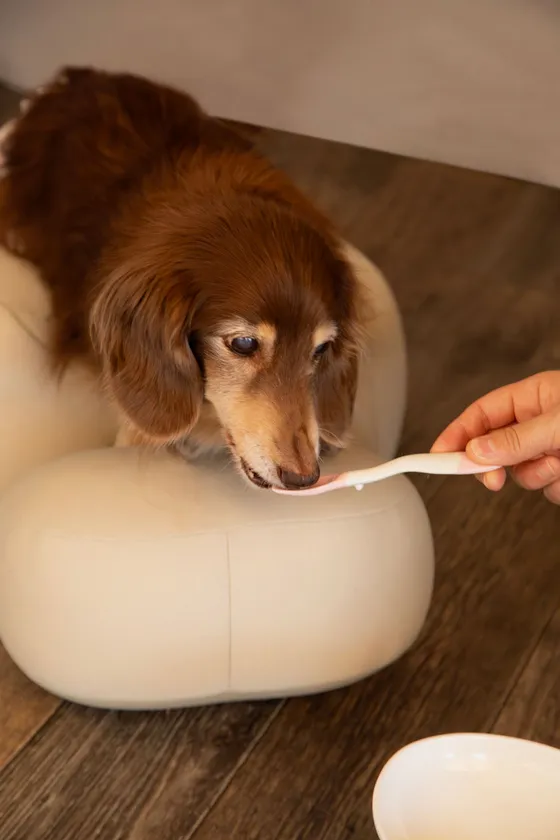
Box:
[1,83,560,839]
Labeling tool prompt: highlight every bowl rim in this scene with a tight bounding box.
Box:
[372,731,560,840]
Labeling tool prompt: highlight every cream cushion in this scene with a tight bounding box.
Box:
[0,243,434,709]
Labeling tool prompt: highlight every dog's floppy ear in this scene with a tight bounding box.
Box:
[90,263,204,440]
[314,254,370,450]
[315,344,359,450]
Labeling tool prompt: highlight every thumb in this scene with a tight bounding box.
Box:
[467,409,560,466]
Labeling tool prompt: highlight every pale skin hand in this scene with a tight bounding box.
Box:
[431,371,560,504]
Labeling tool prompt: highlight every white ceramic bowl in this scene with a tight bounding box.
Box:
[372,733,560,840]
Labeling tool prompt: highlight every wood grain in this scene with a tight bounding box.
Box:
[0,700,279,840]
[493,606,560,749]
[0,646,60,770]
[1,82,559,840]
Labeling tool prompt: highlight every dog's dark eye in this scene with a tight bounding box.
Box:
[313,341,331,359]
[229,336,259,357]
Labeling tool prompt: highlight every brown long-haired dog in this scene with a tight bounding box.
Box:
[0,67,367,490]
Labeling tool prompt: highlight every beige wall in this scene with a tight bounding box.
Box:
[2,0,560,186]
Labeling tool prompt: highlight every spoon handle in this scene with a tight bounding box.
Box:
[342,452,499,489]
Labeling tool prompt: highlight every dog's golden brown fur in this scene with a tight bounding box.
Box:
[0,67,367,489]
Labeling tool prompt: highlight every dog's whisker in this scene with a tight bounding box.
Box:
[318,427,346,449]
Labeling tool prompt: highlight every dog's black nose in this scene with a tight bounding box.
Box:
[277,466,320,489]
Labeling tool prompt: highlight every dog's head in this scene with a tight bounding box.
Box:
[91,173,366,489]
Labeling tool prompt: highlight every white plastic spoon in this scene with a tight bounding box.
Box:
[272,451,500,497]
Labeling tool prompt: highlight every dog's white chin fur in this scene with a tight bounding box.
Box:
[230,451,277,490]
[175,436,276,490]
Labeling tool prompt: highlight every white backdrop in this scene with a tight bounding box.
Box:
[2,0,560,186]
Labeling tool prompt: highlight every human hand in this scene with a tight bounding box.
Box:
[431,371,560,503]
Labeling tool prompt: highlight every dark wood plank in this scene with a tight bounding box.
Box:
[0,646,60,770]
[493,606,560,749]
[0,700,279,840]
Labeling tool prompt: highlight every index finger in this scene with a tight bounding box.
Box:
[431,375,547,453]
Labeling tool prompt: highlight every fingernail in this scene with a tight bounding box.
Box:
[536,459,555,481]
[483,468,505,491]
[470,436,496,460]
